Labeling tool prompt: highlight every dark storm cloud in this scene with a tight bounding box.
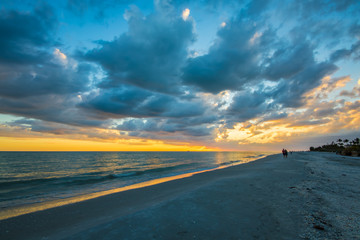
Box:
[0,63,91,98]
[0,5,95,127]
[83,6,195,94]
[349,24,360,38]
[330,41,360,62]
[0,94,104,127]
[7,118,78,135]
[0,5,56,64]
[4,118,123,141]
[1,2,206,134]
[182,2,342,96]
[80,85,206,119]
[0,5,91,100]
[116,117,214,137]
[284,0,360,49]
[262,42,315,81]
[257,35,340,109]
[182,16,271,94]
[182,0,353,94]
[81,0,355,133]
[226,90,269,122]
[330,49,353,62]
[272,62,338,108]
[1,0,360,143]
[183,8,337,121]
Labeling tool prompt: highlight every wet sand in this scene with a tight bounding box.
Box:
[1,152,360,239]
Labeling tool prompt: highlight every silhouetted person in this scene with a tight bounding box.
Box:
[284,149,288,158]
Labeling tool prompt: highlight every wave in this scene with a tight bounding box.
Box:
[0,177,58,188]
[0,163,196,190]
[107,163,195,179]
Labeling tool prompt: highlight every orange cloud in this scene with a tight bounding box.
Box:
[215,74,360,148]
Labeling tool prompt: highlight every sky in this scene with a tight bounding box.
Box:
[0,0,359,151]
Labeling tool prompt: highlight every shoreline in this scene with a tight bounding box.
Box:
[0,153,270,221]
[1,152,360,239]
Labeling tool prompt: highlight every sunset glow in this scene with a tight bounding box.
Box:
[0,137,217,151]
[0,1,359,151]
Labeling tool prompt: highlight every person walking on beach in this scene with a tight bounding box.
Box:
[282,149,288,158]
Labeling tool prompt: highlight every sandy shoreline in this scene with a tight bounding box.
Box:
[1,152,360,239]
[0,165,237,221]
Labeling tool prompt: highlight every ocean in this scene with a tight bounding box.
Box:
[0,151,272,218]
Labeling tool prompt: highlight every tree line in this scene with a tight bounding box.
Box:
[309,137,360,156]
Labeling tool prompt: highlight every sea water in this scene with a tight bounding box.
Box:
[0,151,272,213]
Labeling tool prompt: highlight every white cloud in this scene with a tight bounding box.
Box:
[182,8,190,21]
[53,48,67,64]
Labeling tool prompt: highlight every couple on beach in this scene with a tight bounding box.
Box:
[282,149,288,158]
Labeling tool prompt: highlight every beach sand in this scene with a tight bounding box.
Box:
[1,152,360,239]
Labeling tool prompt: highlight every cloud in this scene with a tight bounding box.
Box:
[0,50,96,126]
[0,5,97,128]
[262,42,315,81]
[182,16,271,93]
[83,6,195,94]
[80,85,206,119]
[0,62,91,99]
[271,61,338,108]
[226,90,269,122]
[54,48,67,64]
[340,85,360,97]
[330,40,360,62]
[1,117,125,143]
[0,93,106,128]
[349,23,360,37]
[182,8,190,21]
[0,4,56,64]
[1,0,360,149]
[289,119,331,127]
[271,0,359,52]
[115,117,215,138]
[310,75,352,99]
[79,0,347,142]
[218,96,359,147]
[293,0,360,15]
[183,16,337,126]
[182,5,338,101]
[7,118,78,135]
